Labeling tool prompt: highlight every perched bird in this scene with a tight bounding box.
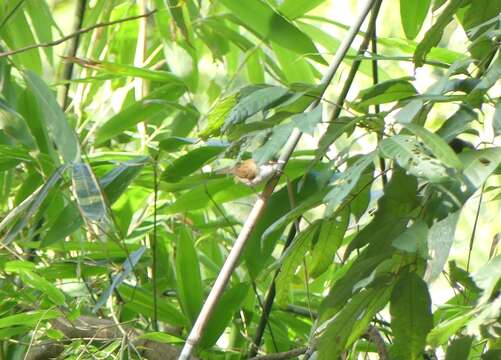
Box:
[218,159,282,186]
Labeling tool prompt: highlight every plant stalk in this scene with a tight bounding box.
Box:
[178,1,378,358]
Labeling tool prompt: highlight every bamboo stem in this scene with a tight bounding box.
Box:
[178,1,378,358]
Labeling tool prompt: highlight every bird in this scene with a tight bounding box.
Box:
[218,159,282,186]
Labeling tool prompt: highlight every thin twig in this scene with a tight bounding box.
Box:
[370,13,387,186]
[327,0,383,124]
[367,326,389,360]
[466,184,484,272]
[178,1,378,358]
[0,10,157,59]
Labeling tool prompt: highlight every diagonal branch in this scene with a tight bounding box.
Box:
[178,1,379,359]
[0,10,157,59]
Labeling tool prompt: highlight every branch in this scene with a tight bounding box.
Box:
[178,1,379,359]
[0,10,157,59]
[248,347,308,360]
[58,0,87,109]
[366,326,389,360]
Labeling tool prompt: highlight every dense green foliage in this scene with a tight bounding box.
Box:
[0,0,500,359]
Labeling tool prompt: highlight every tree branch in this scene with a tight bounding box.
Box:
[0,10,157,59]
[178,1,379,358]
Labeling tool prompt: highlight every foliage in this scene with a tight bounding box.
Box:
[0,0,500,359]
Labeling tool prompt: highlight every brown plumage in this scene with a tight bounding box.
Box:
[230,159,258,180]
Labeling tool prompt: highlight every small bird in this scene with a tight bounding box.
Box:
[219,159,282,186]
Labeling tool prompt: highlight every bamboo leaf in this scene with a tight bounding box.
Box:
[220,0,325,64]
[175,227,204,325]
[23,71,80,163]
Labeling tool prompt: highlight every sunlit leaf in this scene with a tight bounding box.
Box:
[400,0,431,40]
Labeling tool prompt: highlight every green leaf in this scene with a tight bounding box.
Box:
[0,99,37,149]
[175,227,203,325]
[404,123,463,169]
[65,57,184,83]
[324,154,375,215]
[390,272,433,360]
[278,0,325,19]
[436,107,477,141]
[24,0,57,63]
[424,211,460,282]
[162,144,226,182]
[93,247,146,313]
[414,0,469,68]
[23,71,80,163]
[138,332,184,344]
[220,0,325,64]
[272,42,317,84]
[199,283,249,349]
[352,78,417,113]
[427,311,474,347]
[380,135,450,183]
[472,255,501,305]
[246,48,265,84]
[199,94,238,139]
[392,220,429,258]
[400,0,431,39]
[445,335,473,360]
[310,208,349,277]
[119,285,187,327]
[344,169,418,257]
[466,54,501,107]
[254,105,322,163]
[2,165,67,246]
[72,162,110,225]
[316,287,392,360]
[165,0,190,43]
[461,147,501,189]
[246,170,329,278]
[0,310,60,329]
[493,99,501,137]
[19,271,66,306]
[275,221,321,306]
[95,84,188,144]
[99,156,149,204]
[222,85,290,131]
[0,6,42,73]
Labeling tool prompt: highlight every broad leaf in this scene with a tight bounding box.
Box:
[400,0,431,40]
[414,0,469,67]
[390,272,433,360]
[380,135,450,183]
[352,78,417,113]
